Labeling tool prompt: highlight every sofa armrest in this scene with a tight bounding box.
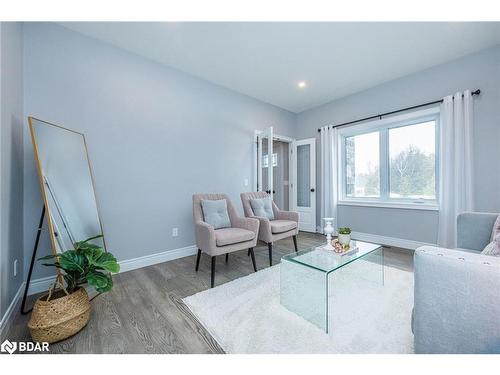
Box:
[233,217,260,236]
[276,210,299,223]
[251,216,272,243]
[413,246,500,353]
[195,221,216,253]
[457,212,497,251]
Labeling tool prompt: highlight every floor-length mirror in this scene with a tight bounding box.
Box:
[28,117,106,254]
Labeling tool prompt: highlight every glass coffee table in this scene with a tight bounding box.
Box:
[280,240,384,333]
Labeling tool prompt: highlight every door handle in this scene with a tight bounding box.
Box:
[310,188,315,192]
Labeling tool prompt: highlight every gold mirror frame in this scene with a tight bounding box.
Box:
[28,116,107,264]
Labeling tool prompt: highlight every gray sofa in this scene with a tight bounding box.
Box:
[413,212,500,354]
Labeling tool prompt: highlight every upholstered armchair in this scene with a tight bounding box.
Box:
[240,192,299,266]
[193,193,260,287]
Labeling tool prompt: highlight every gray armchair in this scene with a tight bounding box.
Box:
[193,193,260,288]
[413,212,500,353]
[240,192,299,266]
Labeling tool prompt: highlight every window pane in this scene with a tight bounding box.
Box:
[345,132,380,198]
[389,121,436,199]
[297,144,311,207]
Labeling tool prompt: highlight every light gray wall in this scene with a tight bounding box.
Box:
[23,23,296,279]
[0,22,24,320]
[295,45,500,243]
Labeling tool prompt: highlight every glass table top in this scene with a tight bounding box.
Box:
[281,240,382,274]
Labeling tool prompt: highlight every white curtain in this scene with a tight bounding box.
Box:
[437,90,474,248]
[320,126,338,233]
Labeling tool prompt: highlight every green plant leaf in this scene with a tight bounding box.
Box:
[37,254,58,261]
[74,234,103,251]
[94,252,120,273]
[59,250,86,272]
[41,263,62,268]
[82,234,104,243]
[96,276,113,293]
[86,271,112,292]
[75,242,101,252]
[82,247,104,265]
[37,232,117,294]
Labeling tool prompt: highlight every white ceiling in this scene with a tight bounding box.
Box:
[59,22,500,113]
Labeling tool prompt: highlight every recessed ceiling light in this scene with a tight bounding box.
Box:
[297,81,307,88]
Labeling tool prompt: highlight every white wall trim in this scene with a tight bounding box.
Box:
[0,244,198,337]
[118,244,197,273]
[351,231,435,250]
[0,282,24,338]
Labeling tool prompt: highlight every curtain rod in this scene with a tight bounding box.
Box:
[317,89,480,133]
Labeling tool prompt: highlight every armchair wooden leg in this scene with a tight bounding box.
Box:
[268,243,273,266]
[225,253,229,263]
[211,256,216,288]
[293,235,298,252]
[195,249,202,272]
[249,248,257,272]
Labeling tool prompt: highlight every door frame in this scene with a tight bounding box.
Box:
[292,138,317,232]
[253,130,294,210]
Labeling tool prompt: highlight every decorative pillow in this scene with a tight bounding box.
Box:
[250,197,274,220]
[481,240,500,257]
[201,199,231,229]
[483,215,500,256]
[491,215,500,241]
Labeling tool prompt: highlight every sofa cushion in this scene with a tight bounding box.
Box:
[201,199,231,229]
[250,197,274,219]
[270,219,297,234]
[215,227,255,247]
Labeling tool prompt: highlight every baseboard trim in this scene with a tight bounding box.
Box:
[0,282,25,338]
[0,244,198,336]
[27,244,199,295]
[119,245,198,273]
[351,231,435,251]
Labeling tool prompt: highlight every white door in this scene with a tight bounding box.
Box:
[293,138,316,232]
[256,127,273,198]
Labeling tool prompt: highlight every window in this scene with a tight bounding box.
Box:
[339,108,439,208]
[389,121,436,200]
[345,132,380,198]
[262,153,278,168]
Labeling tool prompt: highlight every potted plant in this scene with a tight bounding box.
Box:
[338,227,352,246]
[28,235,120,343]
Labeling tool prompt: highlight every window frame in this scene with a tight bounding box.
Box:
[338,107,440,210]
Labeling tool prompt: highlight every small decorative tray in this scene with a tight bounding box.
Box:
[333,246,358,256]
[323,239,359,256]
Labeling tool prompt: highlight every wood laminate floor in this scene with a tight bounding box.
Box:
[4,232,413,354]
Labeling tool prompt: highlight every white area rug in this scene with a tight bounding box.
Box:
[183,263,414,353]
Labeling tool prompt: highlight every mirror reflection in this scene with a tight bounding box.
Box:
[29,118,105,253]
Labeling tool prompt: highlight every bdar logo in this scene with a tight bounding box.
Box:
[0,339,48,354]
[1,339,17,354]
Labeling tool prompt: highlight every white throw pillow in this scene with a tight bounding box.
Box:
[250,197,274,220]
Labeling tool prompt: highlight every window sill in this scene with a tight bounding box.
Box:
[338,200,439,211]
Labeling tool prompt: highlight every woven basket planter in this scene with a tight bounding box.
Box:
[28,286,91,343]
